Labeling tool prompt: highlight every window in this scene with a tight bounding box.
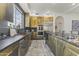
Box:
[14,5,24,29]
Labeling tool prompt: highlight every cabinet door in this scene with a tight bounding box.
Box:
[51,37,54,52]
[48,36,52,48]
[0,4,7,21]
[59,40,65,56]
[0,42,18,56]
[30,16,38,27]
[64,47,78,56]
[64,43,79,56]
[19,39,27,56]
[5,4,14,22]
[0,3,14,22]
[56,39,60,56]
[9,47,18,56]
[53,37,57,55]
[66,43,79,54]
[51,37,56,55]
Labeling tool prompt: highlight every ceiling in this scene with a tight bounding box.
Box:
[27,3,79,15]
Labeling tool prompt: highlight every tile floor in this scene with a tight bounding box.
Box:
[25,40,54,56]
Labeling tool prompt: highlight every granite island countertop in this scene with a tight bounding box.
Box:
[0,35,25,51]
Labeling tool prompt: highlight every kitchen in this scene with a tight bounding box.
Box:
[0,3,79,56]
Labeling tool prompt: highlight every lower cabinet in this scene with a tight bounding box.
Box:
[59,40,65,56]
[64,47,79,56]
[46,36,79,56]
[46,35,57,55]
[46,36,52,50]
[9,46,18,56]
[18,35,31,56]
[0,34,32,56]
[55,38,65,56]
[18,39,27,56]
[0,42,19,56]
[64,43,79,56]
[52,37,57,55]
[56,39,60,56]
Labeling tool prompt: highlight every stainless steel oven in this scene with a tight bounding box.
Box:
[37,25,44,37]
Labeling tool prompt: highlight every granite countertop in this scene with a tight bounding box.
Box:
[45,31,79,47]
[0,35,25,51]
[55,36,79,47]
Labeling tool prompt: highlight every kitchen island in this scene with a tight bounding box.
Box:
[0,33,32,56]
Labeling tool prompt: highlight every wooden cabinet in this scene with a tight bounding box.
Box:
[56,38,60,56]
[44,16,53,24]
[47,35,52,48]
[37,16,44,25]
[18,34,31,56]
[18,39,27,56]
[0,42,19,56]
[0,3,14,22]
[0,34,31,56]
[51,37,57,55]
[64,47,79,56]
[64,43,79,56]
[55,38,65,56]
[46,36,79,56]
[47,36,65,56]
[30,16,38,27]
[30,16,44,27]
[59,40,65,56]
[31,32,37,40]
[46,35,56,55]
[0,4,7,21]
[5,4,14,22]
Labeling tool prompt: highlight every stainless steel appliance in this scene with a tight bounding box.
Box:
[37,25,44,38]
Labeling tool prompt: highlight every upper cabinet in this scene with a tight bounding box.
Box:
[0,4,7,21]
[44,16,53,24]
[30,16,44,27]
[30,16,38,27]
[30,16,53,28]
[37,16,44,25]
[5,4,14,22]
[0,3,14,22]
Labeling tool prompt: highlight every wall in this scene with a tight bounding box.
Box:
[0,20,9,34]
[0,20,8,28]
[64,13,79,33]
[30,12,79,33]
[51,12,79,33]
[25,13,30,27]
[0,3,14,34]
[51,12,64,33]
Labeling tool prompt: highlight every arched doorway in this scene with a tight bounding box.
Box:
[55,16,64,34]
